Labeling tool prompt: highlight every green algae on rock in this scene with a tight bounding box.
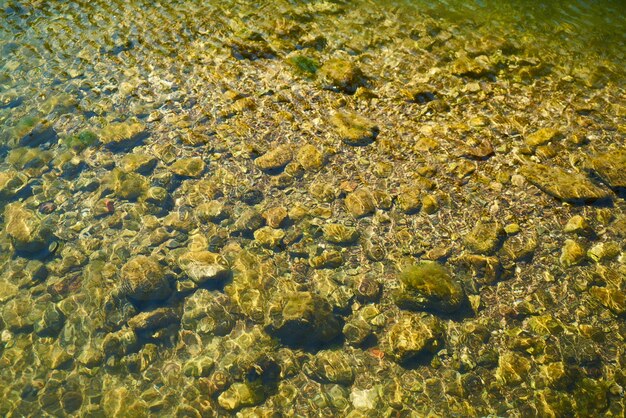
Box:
[520,163,612,202]
[394,261,466,313]
[318,58,367,94]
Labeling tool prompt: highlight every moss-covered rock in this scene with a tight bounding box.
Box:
[0,170,29,200]
[296,144,325,171]
[304,350,355,384]
[12,115,57,147]
[218,381,266,412]
[394,261,466,313]
[120,153,157,174]
[560,239,586,267]
[318,58,366,94]
[331,111,378,146]
[253,226,285,248]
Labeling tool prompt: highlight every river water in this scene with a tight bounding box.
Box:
[1,0,625,416]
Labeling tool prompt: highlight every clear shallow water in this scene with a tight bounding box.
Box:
[1,0,625,417]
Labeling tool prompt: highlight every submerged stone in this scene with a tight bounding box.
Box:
[318,58,366,94]
[0,170,29,201]
[99,121,147,150]
[265,291,341,346]
[218,381,265,411]
[394,261,466,313]
[297,144,324,171]
[127,307,179,332]
[170,158,206,178]
[331,111,378,146]
[464,220,505,254]
[254,145,292,172]
[177,251,230,284]
[120,255,172,301]
[520,163,611,202]
[589,148,626,188]
[381,312,444,364]
[525,128,561,147]
[4,203,54,255]
[304,350,355,384]
[323,223,359,245]
[345,188,376,217]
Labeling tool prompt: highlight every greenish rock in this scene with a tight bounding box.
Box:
[450,55,494,78]
[4,203,54,255]
[589,148,626,188]
[253,226,285,248]
[323,223,359,245]
[381,312,444,363]
[421,194,439,214]
[99,121,147,150]
[127,307,179,332]
[318,58,366,94]
[120,255,172,301]
[345,188,376,217]
[102,328,138,358]
[520,163,611,202]
[524,128,561,147]
[183,356,215,377]
[12,116,57,147]
[196,200,229,223]
[177,251,230,284]
[589,286,626,316]
[232,208,265,235]
[105,169,149,200]
[495,351,531,386]
[254,145,292,172]
[0,170,29,200]
[218,381,265,412]
[170,157,205,178]
[34,304,65,337]
[265,291,341,346]
[560,239,586,267]
[288,54,319,75]
[7,147,52,170]
[120,153,157,174]
[396,187,421,214]
[140,186,172,215]
[309,250,344,269]
[181,289,235,336]
[304,350,355,384]
[62,130,98,152]
[587,242,620,262]
[297,144,325,171]
[331,111,378,145]
[394,261,466,313]
[262,206,288,229]
[563,215,592,234]
[464,220,505,254]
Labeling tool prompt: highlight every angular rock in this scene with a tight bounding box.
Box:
[520,163,611,202]
[253,226,285,248]
[218,382,265,412]
[331,111,378,146]
[525,128,561,147]
[394,261,466,313]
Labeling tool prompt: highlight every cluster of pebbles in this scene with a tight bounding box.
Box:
[0,0,625,416]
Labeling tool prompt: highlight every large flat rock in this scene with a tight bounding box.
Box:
[520,163,611,202]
